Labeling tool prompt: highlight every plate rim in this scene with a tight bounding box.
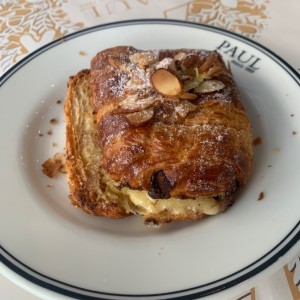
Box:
[1,18,300,86]
[1,224,300,299]
[0,18,300,299]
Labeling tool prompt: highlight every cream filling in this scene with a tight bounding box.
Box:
[121,187,221,216]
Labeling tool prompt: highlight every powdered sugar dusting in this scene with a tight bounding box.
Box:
[216,135,223,141]
[110,73,128,97]
[156,57,175,70]
[90,47,251,197]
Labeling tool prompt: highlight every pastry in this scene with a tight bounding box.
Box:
[64,46,253,224]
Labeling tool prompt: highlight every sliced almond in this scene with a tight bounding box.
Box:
[150,68,183,97]
[119,96,156,112]
[206,65,223,77]
[108,57,121,69]
[108,57,128,72]
[199,54,218,72]
[181,54,199,69]
[194,80,225,94]
[176,100,197,118]
[179,93,198,100]
[140,58,149,69]
[125,108,154,126]
[155,58,176,72]
[130,52,158,67]
[183,80,199,92]
[174,52,187,61]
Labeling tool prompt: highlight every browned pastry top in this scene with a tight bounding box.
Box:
[90,46,252,200]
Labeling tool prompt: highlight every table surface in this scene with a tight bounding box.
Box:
[1,1,299,299]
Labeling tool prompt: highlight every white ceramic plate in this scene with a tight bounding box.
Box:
[0,20,299,300]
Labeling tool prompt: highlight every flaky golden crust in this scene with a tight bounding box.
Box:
[90,47,253,202]
[64,70,130,219]
[64,47,253,224]
[64,70,228,223]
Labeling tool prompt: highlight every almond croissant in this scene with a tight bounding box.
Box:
[64,46,253,224]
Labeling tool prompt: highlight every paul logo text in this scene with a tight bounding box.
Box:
[217,40,261,73]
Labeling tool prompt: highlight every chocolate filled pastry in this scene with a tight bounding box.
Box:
[64,46,253,225]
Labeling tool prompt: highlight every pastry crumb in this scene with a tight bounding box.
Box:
[42,153,66,178]
[57,100,62,104]
[47,129,53,135]
[42,158,63,178]
[272,147,280,152]
[252,136,262,146]
[292,131,297,135]
[79,50,87,56]
[50,118,57,125]
[52,142,57,147]
[46,184,53,188]
[258,192,265,201]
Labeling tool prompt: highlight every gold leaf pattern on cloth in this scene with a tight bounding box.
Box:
[0,0,84,73]
[284,259,300,300]
[165,0,269,38]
